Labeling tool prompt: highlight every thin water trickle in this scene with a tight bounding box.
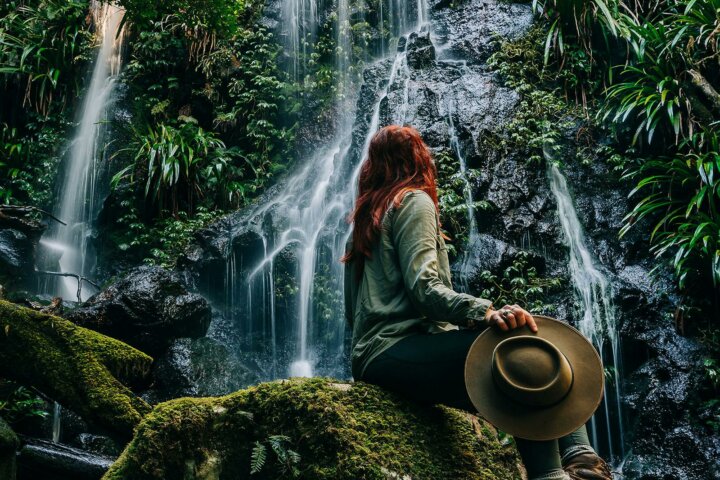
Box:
[441,96,479,292]
[51,402,61,443]
[379,1,385,56]
[282,0,318,81]
[41,2,126,301]
[547,160,626,463]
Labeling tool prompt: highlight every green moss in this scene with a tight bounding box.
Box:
[105,378,522,480]
[0,417,18,480]
[0,301,152,439]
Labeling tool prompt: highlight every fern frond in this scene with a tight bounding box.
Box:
[250,441,267,475]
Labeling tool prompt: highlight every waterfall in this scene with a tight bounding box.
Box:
[547,161,626,463]
[41,2,126,301]
[217,1,428,381]
[281,0,318,81]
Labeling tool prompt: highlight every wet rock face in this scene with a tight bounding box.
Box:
[620,320,720,479]
[0,229,35,287]
[66,266,211,355]
[149,337,256,401]
[0,209,44,291]
[431,0,533,64]
[406,31,436,69]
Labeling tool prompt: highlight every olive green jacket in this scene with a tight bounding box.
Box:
[344,190,493,379]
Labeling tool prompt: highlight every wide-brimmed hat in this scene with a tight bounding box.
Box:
[464,315,604,441]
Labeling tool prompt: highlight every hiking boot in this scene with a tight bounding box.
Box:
[563,452,613,480]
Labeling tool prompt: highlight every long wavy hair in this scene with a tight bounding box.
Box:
[341,125,444,275]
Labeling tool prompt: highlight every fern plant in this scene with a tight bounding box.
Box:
[0,0,91,116]
[250,434,301,477]
[250,441,267,474]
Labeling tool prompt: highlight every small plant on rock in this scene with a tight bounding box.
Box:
[250,434,301,477]
[478,251,563,313]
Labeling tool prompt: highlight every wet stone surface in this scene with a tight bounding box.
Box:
[66,266,211,355]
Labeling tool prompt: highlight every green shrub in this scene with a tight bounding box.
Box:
[109,205,222,268]
[117,0,258,39]
[478,252,563,313]
[0,0,91,116]
[112,119,229,214]
[0,0,92,206]
[620,129,720,288]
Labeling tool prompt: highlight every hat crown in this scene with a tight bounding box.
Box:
[492,336,573,407]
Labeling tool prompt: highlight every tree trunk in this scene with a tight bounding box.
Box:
[688,69,720,113]
[0,300,152,439]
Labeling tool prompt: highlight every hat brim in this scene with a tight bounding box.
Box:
[464,315,604,441]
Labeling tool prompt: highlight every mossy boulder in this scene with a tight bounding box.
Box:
[0,300,152,439]
[0,417,19,480]
[104,377,523,480]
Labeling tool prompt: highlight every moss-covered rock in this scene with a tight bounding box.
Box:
[0,300,152,439]
[104,377,523,480]
[0,417,18,480]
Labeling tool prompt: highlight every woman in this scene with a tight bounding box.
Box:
[341,125,612,480]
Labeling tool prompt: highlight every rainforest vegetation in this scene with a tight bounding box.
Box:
[0,0,718,478]
[3,0,717,317]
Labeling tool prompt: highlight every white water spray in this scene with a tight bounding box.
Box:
[42,2,125,301]
[223,1,428,380]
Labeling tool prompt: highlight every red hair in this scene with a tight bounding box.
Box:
[341,125,445,274]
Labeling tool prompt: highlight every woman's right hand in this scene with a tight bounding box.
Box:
[484,304,538,333]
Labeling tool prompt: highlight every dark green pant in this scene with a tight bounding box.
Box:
[361,329,594,479]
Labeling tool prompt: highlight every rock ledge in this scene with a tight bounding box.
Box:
[104,377,523,480]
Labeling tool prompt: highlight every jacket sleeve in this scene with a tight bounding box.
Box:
[392,191,492,328]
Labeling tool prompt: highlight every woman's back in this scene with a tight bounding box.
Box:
[344,189,491,379]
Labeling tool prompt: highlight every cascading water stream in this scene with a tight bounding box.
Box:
[281,0,318,81]
[39,0,125,446]
[547,159,626,464]
[40,1,126,302]
[219,0,429,381]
